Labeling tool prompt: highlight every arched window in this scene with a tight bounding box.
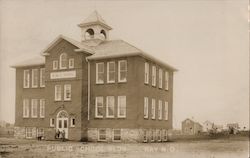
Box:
[60,53,67,69]
[84,28,94,40]
[100,30,106,40]
[57,110,68,118]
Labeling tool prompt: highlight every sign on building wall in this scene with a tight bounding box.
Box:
[50,70,76,79]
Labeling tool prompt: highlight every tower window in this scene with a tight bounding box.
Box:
[100,30,106,39]
[85,28,94,40]
[59,53,67,69]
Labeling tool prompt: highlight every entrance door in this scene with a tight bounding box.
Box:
[56,110,69,139]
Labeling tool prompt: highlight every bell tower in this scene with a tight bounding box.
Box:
[78,11,112,46]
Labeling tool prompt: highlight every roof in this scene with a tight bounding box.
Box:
[86,40,177,71]
[78,11,112,30]
[11,56,45,68]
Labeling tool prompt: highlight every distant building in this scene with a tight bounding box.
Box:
[182,118,203,135]
[203,120,214,132]
[227,123,239,134]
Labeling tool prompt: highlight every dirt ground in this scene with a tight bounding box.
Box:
[0,137,249,158]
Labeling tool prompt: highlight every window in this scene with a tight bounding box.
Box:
[40,68,45,87]
[55,85,62,101]
[159,68,163,89]
[143,130,147,142]
[64,84,71,101]
[144,97,148,119]
[106,96,115,118]
[158,100,162,120]
[23,70,30,88]
[165,71,169,90]
[40,99,45,118]
[95,97,103,118]
[23,99,29,118]
[151,130,154,142]
[31,99,38,118]
[113,129,121,141]
[107,62,115,83]
[158,130,161,141]
[164,102,169,120]
[26,128,33,138]
[151,99,156,119]
[96,63,104,84]
[118,60,127,82]
[163,130,168,141]
[69,58,74,69]
[60,53,67,69]
[71,118,75,127]
[53,60,58,70]
[144,62,149,84]
[37,128,44,138]
[152,66,156,86]
[31,69,38,88]
[50,118,55,127]
[98,129,106,141]
[118,96,126,118]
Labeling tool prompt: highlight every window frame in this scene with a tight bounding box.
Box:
[37,128,44,138]
[95,97,104,118]
[55,85,62,101]
[23,70,30,88]
[96,62,105,84]
[69,58,74,69]
[98,129,107,141]
[144,62,149,84]
[118,60,127,83]
[152,65,156,86]
[113,129,122,142]
[31,69,38,88]
[31,99,38,118]
[158,100,162,120]
[151,99,156,119]
[59,53,67,69]
[106,96,115,118]
[70,117,75,127]
[26,128,33,139]
[40,68,45,87]
[39,99,45,118]
[144,97,149,119]
[117,96,126,118]
[50,118,55,127]
[165,71,169,90]
[53,60,58,70]
[23,99,29,118]
[164,101,169,120]
[157,130,162,142]
[159,68,163,89]
[64,84,71,101]
[107,61,115,83]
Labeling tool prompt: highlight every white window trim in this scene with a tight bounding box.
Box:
[40,68,45,87]
[159,68,163,89]
[59,53,67,69]
[152,66,156,86]
[96,63,104,84]
[26,128,33,139]
[118,60,127,83]
[23,99,29,118]
[53,60,58,70]
[144,62,149,84]
[113,129,122,142]
[164,101,169,120]
[144,97,148,119]
[98,128,107,141]
[117,96,126,118]
[50,118,55,127]
[31,69,38,88]
[31,99,38,118]
[39,99,45,118]
[55,85,62,101]
[143,130,147,142]
[163,130,168,141]
[158,100,162,120]
[64,84,71,101]
[95,97,103,118]
[151,130,155,142]
[107,61,115,83]
[106,96,115,118]
[165,71,169,90]
[158,130,162,142]
[70,117,75,127]
[151,99,156,119]
[37,128,44,137]
[23,70,30,88]
[69,58,74,69]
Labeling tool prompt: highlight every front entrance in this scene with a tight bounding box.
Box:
[56,110,68,139]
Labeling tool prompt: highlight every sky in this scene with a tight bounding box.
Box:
[0,0,249,129]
